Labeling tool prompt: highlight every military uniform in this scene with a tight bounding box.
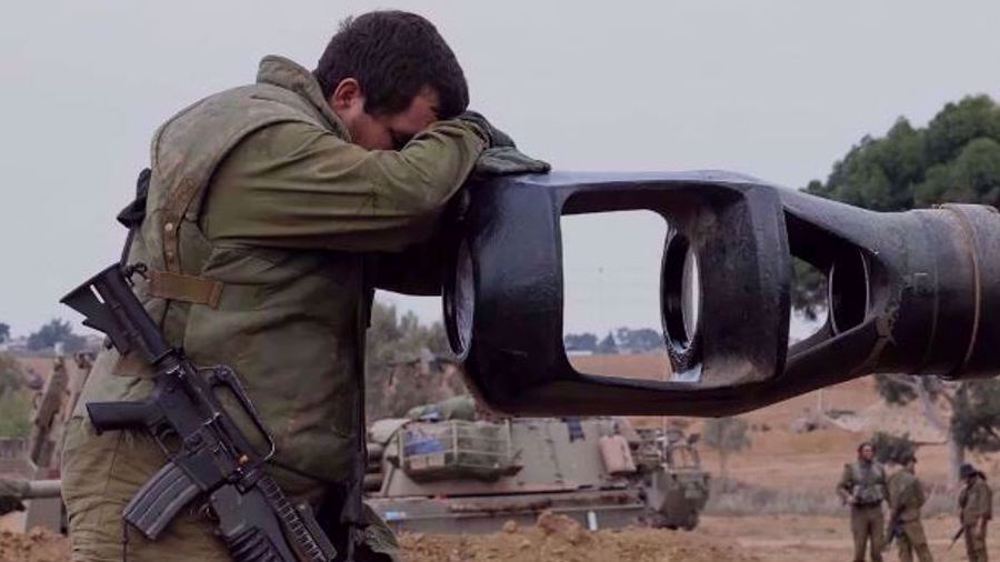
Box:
[959,474,993,562]
[60,55,487,561]
[886,468,933,562]
[838,460,888,562]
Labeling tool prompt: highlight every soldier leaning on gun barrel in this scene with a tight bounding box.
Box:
[58,10,547,562]
[958,463,993,562]
[837,441,889,562]
[885,453,933,562]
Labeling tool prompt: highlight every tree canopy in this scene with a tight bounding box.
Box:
[596,331,619,355]
[871,431,918,465]
[702,416,751,482]
[805,95,1000,211]
[565,327,664,354]
[364,301,456,419]
[26,319,86,353]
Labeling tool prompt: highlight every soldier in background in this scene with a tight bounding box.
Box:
[837,441,888,562]
[885,453,933,562]
[959,463,993,562]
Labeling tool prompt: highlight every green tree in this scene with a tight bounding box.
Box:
[27,319,86,353]
[564,332,598,352]
[0,353,29,438]
[0,353,24,395]
[792,259,826,322]
[596,331,618,355]
[924,95,1000,164]
[870,431,918,465]
[615,327,664,353]
[877,376,1000,481]
[0,322,9,344]
[364,301,455,419]
[951,380,1000,454]
[914,137,1000,206]
[805,96,1000,215]
[702,416,751,484]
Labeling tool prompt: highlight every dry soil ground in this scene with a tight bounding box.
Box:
[5,355,999,561]
[7,514,1000,562]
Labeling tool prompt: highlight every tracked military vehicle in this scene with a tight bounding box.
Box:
[364,396,708,534]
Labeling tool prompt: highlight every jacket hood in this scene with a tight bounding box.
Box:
[256,55,350,140]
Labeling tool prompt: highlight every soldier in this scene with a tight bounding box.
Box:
[59,10,547,562]
[959,463,993,562]
[885,454,933,562]
[837,441,888,562]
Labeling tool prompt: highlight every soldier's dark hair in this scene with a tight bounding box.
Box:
[315,11,469,119]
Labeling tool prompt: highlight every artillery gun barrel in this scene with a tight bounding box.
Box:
[25,479,62,499]
[447,172,1000,416]
[0,478,62,500]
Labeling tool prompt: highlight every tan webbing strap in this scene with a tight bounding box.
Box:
[148,269,224,308]
[161,176,202,273]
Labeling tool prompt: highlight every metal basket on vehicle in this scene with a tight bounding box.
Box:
[399,420,517,481]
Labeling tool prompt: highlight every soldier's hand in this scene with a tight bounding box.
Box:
[458,111,550,176]
[474,146,550,176]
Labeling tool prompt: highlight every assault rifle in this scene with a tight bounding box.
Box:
[949,525,965,550]
[62,263,336,562]
[882,507,903,552]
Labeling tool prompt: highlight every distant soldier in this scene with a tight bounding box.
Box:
[959,463,993,562]
[837,441,888,562]
[886,454,933,562]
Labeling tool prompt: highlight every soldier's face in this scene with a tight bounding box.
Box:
[330,79,441,151]
[859,445,874,461]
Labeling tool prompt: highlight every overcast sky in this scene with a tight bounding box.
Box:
[2,1,998,337]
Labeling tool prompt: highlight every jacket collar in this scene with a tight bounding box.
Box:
[256,55,351,140]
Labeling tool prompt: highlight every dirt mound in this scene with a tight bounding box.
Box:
[0,528,69,562]
[400,511,758,562]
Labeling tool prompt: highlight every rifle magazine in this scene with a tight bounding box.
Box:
[124,460,200,540]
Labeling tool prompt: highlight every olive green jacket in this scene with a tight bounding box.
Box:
[71,55,486,525]
[837,460,887,506]
[887,469,926,522]
[960,477,993,526]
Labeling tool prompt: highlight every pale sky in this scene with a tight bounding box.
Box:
[2,1,999,337]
